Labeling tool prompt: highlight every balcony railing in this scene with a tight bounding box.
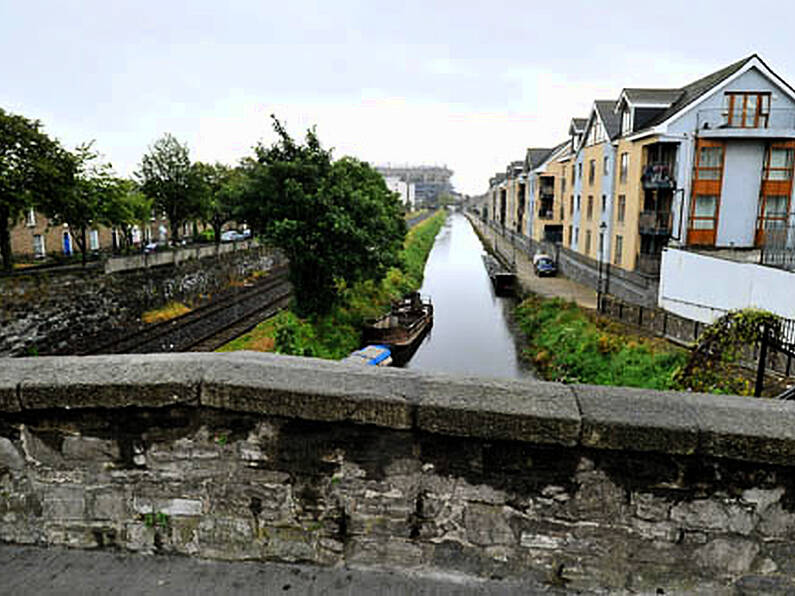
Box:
[638,211,672,235]
[641,163,676,189]
[636,253,662,275]
[696,108,795,132]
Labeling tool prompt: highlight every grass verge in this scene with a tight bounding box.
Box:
[219,210,447,357]
[141,301,192,324]
[516,294,688,390]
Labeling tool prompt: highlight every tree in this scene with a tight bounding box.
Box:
[101,179,153,252]
[137,133,202,243]
[240,117,406,315]
[0,108,74,271]
[41,143,125,266]
[193,162,242,245]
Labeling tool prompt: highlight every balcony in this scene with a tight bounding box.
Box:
[636,253,662,276]
[696,108,795,139]
[538,209,555,220]
[641,163,676,189]
[638,211,672,235]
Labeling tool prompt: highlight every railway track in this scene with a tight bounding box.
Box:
[85,267,291,355]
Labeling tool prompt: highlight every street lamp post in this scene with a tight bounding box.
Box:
[597,221,607,311]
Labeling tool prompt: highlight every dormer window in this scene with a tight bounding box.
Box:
[621,108,632,136]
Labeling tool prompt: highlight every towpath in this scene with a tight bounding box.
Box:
[467,215,597,310]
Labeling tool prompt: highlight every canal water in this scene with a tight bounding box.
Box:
[404,212,533,379]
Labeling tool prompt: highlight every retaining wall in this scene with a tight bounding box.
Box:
[4,353,795,592]
[0,245,283,357]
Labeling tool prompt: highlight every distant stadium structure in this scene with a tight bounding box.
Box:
[376,165,454,207]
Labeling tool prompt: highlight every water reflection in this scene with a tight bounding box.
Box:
[403,212,533,379]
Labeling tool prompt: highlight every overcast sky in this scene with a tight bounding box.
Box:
[2,1,793,195]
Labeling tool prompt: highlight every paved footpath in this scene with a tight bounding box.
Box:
[0,544,561,595]
[467,216,597,310]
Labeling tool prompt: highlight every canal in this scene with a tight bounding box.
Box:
[404,212,534,379]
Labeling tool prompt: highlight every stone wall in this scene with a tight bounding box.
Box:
[4,353,795,592]
[0,246,283,357]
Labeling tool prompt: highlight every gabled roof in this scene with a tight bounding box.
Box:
[640,55,755,130]
[525,148,553,171]
[569,118,587,134]
[593,100,621,140]
[621,88,682,106]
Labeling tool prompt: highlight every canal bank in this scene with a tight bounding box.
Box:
[404,212,533,380]
[466,213,597,310]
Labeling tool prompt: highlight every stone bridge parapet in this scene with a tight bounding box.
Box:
[3,352,795,592]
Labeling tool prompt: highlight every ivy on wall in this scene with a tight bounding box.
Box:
[674,308,780,395]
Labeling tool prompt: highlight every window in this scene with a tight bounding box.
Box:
[578,163,583,179]
[585,230,592,254]
[574,227,579,244]
[617,195,626,223]
[33,234,45,258]
[619,153,629,183]
[724,92,770,128]
[696,145,724,180]
[692,195,718,230]
[571,165,575,181]
[568,225,573,246]
[601,195,607,213]
[588,160,595,185]
[621,109,631,136]
[562,177,566,194]
[603,156,609,176]
[25,208,36,227]
[89,229,99,251]
[614,236,623,265]
[570,195,574,215]
[765,145,794,181]
[587,196,594,220]
[758,195,789,227]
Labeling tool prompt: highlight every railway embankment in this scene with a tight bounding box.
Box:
[0,243,284,357]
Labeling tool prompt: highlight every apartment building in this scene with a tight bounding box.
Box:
[612,55,795,273]
[488,54,795,281]
[526,144,569,244]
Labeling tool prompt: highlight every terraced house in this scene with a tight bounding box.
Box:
[487,54,795,285]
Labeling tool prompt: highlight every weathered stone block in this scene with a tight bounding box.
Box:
[463,503,516,546]
[671,500,755,536]
[574,384,699,454]
[0,438,24,471]
[16,354,202,410]
[42,486,86,520]
[416,374,581,445]
[684,393,795,465]
[200,353,414,429]
[62,436,120,462]
[695,538,760,575]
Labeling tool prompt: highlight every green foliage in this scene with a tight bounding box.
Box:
[137,133,203,242]
[192,161,243,245]
[0,108,74,271]
[516,295,687,390]
[143,511,169,529]
[41,142,123,265]
[673,308,780,395]
[238,116,406,316]
[101,179,153,251]
[267,210,446,360]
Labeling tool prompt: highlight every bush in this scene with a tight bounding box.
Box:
[516,295,687,390]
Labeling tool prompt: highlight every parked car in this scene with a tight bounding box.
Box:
[221,230,249,242]
[533,254,557,277]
